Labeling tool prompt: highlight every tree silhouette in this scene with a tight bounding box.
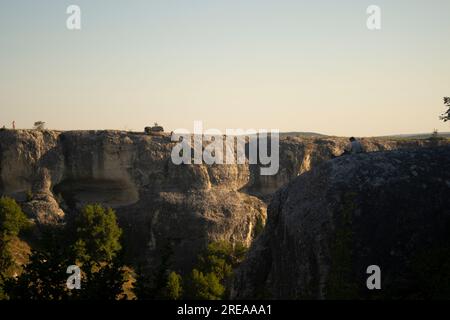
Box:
[440,97,450,122]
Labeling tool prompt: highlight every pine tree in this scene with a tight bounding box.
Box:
[162,271,183,300]
[72,204,122,263]
[187,269,225,300]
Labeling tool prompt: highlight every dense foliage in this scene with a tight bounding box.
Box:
[0,197,248,301]
[2,203,128,300]
[0,197,30,299]
[0,197,30,237]
[134,240,247,300]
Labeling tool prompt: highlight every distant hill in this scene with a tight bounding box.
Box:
[280,131,450,139]
[380,132,450,139]
[279,132,329,138]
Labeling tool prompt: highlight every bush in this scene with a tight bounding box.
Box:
[0,197,30,237]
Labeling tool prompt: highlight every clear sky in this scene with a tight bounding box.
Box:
[1,0,449,136]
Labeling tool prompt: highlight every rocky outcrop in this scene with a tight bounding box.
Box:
[0,130,65,227]
[232,146,450,299]
[248,136,449,196]
[0,129,448,274]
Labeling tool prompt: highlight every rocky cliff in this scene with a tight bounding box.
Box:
[0,129,448,274]
[232,146,450,299]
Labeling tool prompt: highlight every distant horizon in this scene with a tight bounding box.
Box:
[3,125,450,139]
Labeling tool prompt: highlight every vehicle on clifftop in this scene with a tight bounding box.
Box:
[144,123,164,136]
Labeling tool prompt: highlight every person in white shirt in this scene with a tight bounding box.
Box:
[349,137,363,154]
[341,137,364,156]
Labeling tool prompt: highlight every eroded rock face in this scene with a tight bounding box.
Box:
[0,130,263,271]
[0,130,62,197]
[232,146,450,299]
[118,188,266,273]
[0,129,448,273]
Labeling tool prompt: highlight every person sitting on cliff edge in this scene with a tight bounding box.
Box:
[341,137,364,156]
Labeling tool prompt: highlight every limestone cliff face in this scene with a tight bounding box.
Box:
[232,146,450,299]
[0,129,448,273]
[0,130,64,226]
[0,130,260,272]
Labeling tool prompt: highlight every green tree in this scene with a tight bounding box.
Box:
[198,241,247,281]
[0,197,30,237]
[72,204,122,263]
[162,271,183,300]
[186,241,248,300]
[68,204,127,299]
[5,206,128,301]
[440,97,450,122]
[187,269,225,300]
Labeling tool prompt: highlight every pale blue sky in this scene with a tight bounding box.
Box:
[1,0,449,136]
